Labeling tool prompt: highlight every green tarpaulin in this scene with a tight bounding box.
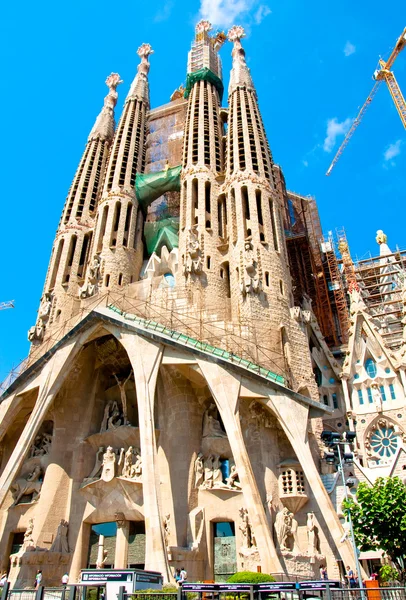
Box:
[184,67,224,102]
[144,217,179,255]
[135,165,182,208]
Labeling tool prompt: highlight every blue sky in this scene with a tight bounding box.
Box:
[0,0,405,382]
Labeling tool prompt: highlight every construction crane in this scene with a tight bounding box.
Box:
[0,301,14,311]
[327,27,406,175]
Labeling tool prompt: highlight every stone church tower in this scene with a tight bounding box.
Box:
[4,21,394,587]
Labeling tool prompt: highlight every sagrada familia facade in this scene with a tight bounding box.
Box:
[1,20,406,586]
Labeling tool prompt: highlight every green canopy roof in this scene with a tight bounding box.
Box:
[184,68,224,102]
[135,165,182,208]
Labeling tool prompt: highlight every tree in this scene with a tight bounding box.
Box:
[343,476,406,578]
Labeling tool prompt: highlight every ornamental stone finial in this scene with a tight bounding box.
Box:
[228,25,246,43]
[376,230,387,245]
[196,20,212,34]
[137,43,154,61]
[105,73,123,92]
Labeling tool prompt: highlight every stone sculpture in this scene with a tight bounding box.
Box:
[11,465,43,506]
[79,255,102,299]
[113,370,133,425]
[274,507,291,550]
[202,404,227,438]
[89,446,104,479]
[239,507,256,548]
[163,514,170,548]
[290,514,301,554]
[28,292,53,343]
[184,228,202,275]
[30,433,52,457]
[226,465,242,489]
[101,446,116,482]
[194,452,204,488]
[212,454,223,487]
[122,447,134,478]
[203,455,214,489]
[22,519,35,550]
[240,241,261,296]
[306,512,318,555]
[100,400,123,433]
[50,519,69,553]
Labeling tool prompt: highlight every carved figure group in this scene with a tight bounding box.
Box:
[202,404,227,438]
[274,507,301,554]
[184,228,202,275]
[22,519,35,550]
[239,507,256,549]
[50,519,69,553]
[28,292,53,343]
[163,514,170,548]
[100,400,123,432]
[194,452,240,491]
[11,465,43,506]
[30,433,52,457]
[90,446,142,483]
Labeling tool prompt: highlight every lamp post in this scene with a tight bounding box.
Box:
[321,431,364,592]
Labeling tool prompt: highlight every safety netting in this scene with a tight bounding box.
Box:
[135,165,182,209]
[184,68,224,102]
[143,217,179,255]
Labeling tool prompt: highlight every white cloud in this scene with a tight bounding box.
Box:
[384,140,402,162]
[344,41,356,57]
[302,159,309,167]
[254,4,271,24]
[199,0,271,28]
[323,117,352,152]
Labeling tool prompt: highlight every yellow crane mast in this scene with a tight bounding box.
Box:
[327,27,406,175]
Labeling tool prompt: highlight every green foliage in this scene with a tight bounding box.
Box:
[342,476,406,575]
[226,572,275,583]
[379,565,400,583]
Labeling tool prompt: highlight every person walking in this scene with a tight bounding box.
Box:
[179,567,187,584]
[320,565,328,580]
[0,573,8,587]
[345,566,357,588]
[61,572,69,586]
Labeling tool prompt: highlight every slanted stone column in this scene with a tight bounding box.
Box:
[119,332,171,582]
[115,520,130,569]
[265,390,364,573]
[196,358,283,573]
[0,339,79,508]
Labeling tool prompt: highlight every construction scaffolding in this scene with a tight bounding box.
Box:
[0,281,288,397]
[321,232,350,345]
[286,192,339,346]
[353,247,406,349]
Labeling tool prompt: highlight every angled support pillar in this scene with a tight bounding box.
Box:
[197,358,283,573]
[0,339,80,508]
[119,332,171,582]
[265,391,359,571]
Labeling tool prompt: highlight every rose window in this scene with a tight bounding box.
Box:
[370,427,398,458]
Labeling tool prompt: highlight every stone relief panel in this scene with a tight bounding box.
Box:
[83,445,142,486]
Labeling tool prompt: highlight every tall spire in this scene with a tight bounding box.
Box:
[126,43,154,105]
[29,74,122,343]
[88,73,123,141]
[228,26,254,94]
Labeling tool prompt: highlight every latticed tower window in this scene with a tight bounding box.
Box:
[280,468,306,495]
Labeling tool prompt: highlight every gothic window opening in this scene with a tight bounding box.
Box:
[77,232,92,278]
[221,262,231,298]
[237,91,246,170]
[203,83,210,166]
[389,384,396,400]
[131,104,144,187]
[107,103,129,191]
[97,205,109,253]
[76,142,98,219]
[313,365,322,387]
[48,238,64,291]
[365,358,377,378]
[63,235,77,284]
[64,146,90,224]
[370,425,398,459]
[89,142,105,213]
[380,386,387,401]
[358,389,364,405]
[118,273,123,286]
[228,95,235,173]
[242,186,250,238]
[265,272,269,287]
[206,256,211,269]
[367,388,373,404]
[205,181,211,229]
[105,274,110,288]
[123,203,132,248]
[245,92,258,172]
[192,85,200,165]
[192,179,198,225]
[332,393,338,409]
[119,101,136,187]
[280,467,306,495]
[218,194,227,238]
[212,91,221,172]
[110,203,121,248]
[230,188,237,243]
[269,199,279,251]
